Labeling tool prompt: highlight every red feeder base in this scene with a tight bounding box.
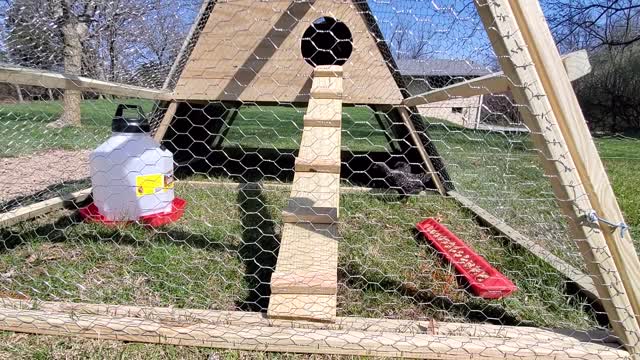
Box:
[79,198,186,227]
[416,218,517,299]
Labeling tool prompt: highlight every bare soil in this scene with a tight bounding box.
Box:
[0,149,90,202]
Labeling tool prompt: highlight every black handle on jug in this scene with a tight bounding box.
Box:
[112,104,150,133]
[115,104,145,121]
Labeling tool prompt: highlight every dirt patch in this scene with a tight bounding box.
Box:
[0,149,90,202]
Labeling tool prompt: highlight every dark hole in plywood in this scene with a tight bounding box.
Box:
[301,17,353,67]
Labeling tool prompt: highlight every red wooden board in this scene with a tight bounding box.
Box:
[416,218,517,299]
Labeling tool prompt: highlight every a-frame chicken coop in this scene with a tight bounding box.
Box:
[0,0,639,358]
[153,0,450,194]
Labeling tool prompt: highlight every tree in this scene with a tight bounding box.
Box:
[543,0,640,133]
[388,18,430,60]
[125,0,188,88]
[544,0,640,51]
[48,0,97,127]
[5,0,63,70]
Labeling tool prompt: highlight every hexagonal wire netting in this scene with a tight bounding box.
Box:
[0,0,638,358]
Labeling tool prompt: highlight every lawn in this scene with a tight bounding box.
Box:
[0,100,639,358]
[0,100,389,157]
[0,183,600,358]
[0,99,154,157]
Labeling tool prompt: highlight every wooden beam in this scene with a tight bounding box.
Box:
[0,188,91,228]
[474,0,640,352]
[510,0,640,335]
[397,107,446,195]
[448,191,598,300]
[153,101,178,142]
[0,298,620,344]
[403,50,591,107]
[0,305,627,359]
[0,65,173,101]
[404,72,508,107]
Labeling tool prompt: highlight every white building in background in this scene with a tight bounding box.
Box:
[397,59,527,132]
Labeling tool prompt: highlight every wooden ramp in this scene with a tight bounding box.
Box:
[268,66,343,322]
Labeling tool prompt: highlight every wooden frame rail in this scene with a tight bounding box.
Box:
[0,298,627,359]
[403,50,591,107]
[0,188,91,228]
[0,64,173,101]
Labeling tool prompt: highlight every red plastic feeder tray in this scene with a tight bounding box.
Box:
[79,198,187,227]
[416,218,517,299]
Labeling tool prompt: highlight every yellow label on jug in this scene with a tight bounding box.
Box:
[136,173,174,197]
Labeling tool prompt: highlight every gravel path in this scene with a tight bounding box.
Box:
[0,149,90,202]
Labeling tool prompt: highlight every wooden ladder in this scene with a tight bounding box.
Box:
[267,66,343,322]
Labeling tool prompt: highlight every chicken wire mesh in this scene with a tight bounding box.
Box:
[0,0,638,358]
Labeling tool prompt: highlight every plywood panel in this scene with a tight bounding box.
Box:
[173,0,402,104]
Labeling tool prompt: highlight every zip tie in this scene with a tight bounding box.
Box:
[586,210,630,239]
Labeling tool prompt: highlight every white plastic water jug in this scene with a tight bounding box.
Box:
[90,104,174,221]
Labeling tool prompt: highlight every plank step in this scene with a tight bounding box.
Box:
[268,294,336,322]
[303,98,342,128]
[275,223,339,274]
[282,172,340,223]
[310,76,343,99]
[270,272,337,295]
[295,127,341,174]
[313,65,344,77]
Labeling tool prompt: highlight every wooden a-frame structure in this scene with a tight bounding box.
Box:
[153,0,451,194]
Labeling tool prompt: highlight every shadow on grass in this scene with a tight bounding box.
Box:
[0,213,81,253]
[0,212,239,255]
[338,227,609,327]
[0,178,90,213]
[236,185,279,312]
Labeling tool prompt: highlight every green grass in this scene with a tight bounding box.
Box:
[1,100,639,357]
[1,184,600,326]
[0,100,389,157]
[596,137,640,243]
[0,183,600,357]
[0,99,153,157]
